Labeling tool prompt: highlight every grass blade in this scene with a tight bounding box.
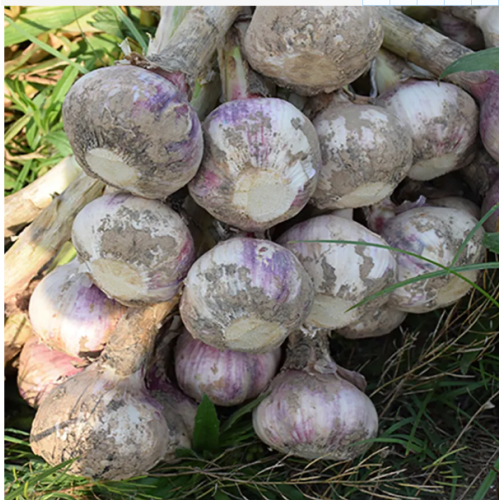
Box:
[109,6,148,54]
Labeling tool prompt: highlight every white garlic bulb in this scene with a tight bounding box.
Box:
[311,104,413,209]
[188,98,321,231]
[180,237,314,353]
[337,307,407,339]
[72,193,195,307]
[377,80,478,181]
[277,215,397,329]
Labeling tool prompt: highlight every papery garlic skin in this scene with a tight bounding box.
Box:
[189,98,321,231]
[31,363,186,480]
[253,369,378,460]
[63,66,203,200]
[476,7,499,48]
[17,336,85,408]
[72,193,195,307]
[337,307,407,339]
[380,207,484,313]
[278,215,397,329]
[437,12,484,50]
[377,80,478,181]
[180,237,314,353]
[175,329,281,406]
[311,104,413,209]
[243,7,383,96]
[426,196,481,220]
[29,260,127,358]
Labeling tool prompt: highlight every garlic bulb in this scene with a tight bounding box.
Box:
[180,237,314,353]
[426,196,481,220]
[337,307,407,340]
[17,336,85,408]
[482,179,499,233]
[277,215,397,330]
[29,260,127,359]
[72,193,195,307]
[437,12,484,51]
[253,332,378,460]
[377,80,478,181]
[311,104,413,209]
[31,301,190,480]
[175,329,281,406]
[368,204,485,313]
[188,98,321,231]
[476,7,499,48]
[243,7,383,96]
[460,149,498,198]
[63,66,203,200]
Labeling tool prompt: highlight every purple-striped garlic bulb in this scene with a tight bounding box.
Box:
[277,215,397,330]
[17,336,85,408]
[376,80,478,181]
[175,329,281,406]
[31,302,190,480]
[311,103,413,209]
[367,202,485,313]
[63,66,203,200]
[482,179,499,233]
[253,332,378,460]
[437,11,484,50]
[460,148,498,198]
[243,7,383,96]
[72,193,195,307]
[188,98,321,231]
[29,260,127,359]
[426,196,481,220]
[180,237,314,353]
[337,307,407,340]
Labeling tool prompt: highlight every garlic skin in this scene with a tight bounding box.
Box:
[253,333,378,460]
[311,104,413,209]
[337,307,407,340]
[426,196,481,220]
[29,260,127,359]
[31,363,184,480]
[72,193,195,307]
[437,12,484,51]
[277,215,397,329]
[476,7,499,48]
[243,7,383,96]
[180,237,314,353]
[174,329,281,406]
[379,206,485,313]
[482,179,499,233]
[189,98,321,231]
[63,66,203,200]
[17,336,85,408]
[377,80,478,181]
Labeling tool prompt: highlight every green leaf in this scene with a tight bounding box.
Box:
[109,6,149,54]
[192,395,220,453]
[473,458,499,500]
[213,492,231,500]
[4,171,17,191]
[483,232,499,254]
[4,6,97,46]
[275,484,305,500]
[220,392,268,435]
[44,130,73,157]
[440,48,499,79]
[47,65,79,111]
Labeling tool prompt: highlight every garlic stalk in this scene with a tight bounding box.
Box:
[17,336,85,408]
[253,331,378,460]
[30,299,188,480]
[366,200,485,313]
[243,7,383,96]
[72,193,195,307]
[277,215,397,330]
[311,102,413,209]
[29,260,127,359]
[180,237,314,353]
[175,329,281,406]
[189,26,321,232]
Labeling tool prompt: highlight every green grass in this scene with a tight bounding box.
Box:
[4,6,499,500]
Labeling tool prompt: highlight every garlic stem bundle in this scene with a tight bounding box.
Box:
[180,237,314,353]
[253,331,378,460]
[243,7,383,96]
[175,329,281,406]
[277,215,397,330]
[29,260,127,359]
[311,102,413,209]
[72,193,195,307]
[17,336,85,408]
[30,299,189,480]
[367,200,485,313]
